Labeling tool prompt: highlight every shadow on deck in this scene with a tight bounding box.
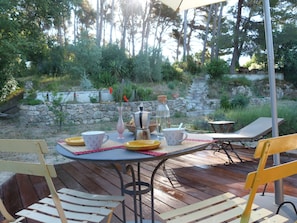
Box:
[1,147,297,222]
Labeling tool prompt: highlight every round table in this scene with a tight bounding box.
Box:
[56,132,213,223]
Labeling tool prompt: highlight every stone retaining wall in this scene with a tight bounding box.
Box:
[19,98,193,127]
[18,96,271,127]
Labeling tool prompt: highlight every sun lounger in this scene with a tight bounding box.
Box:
[206,117,285,163]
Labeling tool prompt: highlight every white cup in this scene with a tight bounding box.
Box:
[81,131,109,150]
[162,128,188,146]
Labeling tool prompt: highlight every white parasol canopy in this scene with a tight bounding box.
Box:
[159,0,227,11]
[159,0,283,204]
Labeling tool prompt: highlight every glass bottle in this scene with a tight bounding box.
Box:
[156,95,170,140]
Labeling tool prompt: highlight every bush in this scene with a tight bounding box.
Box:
[230,94,249,109]
[94,71,117,88]
[284,48,297,87]
[206,59,229,80]
[167,81,175,90]
[162,60,183,81]
[0,75,19,102]
[80,73,93,90]
[133,53,151,82]
[136,87,153,101]
[186,55,202,75]
[192,119,210,131]
[220,94,231,110]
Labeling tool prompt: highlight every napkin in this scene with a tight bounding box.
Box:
[73,145,124,155]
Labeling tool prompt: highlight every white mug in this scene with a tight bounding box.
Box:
[81,131,109,150]
[162,128,188,146]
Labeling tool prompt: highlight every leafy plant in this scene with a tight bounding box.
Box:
[22,91,43,105]
[133,52,152,82]
[206,59,229,80]
[80,72,93,90]
[220,94,231,110]
[135,87,153,101]
[230,94,250,109]
[95,71,117,88]
[0,75,19,102]
[167,81,175,90]
[46,93,67,130]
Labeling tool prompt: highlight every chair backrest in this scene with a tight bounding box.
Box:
[0,139,67,222]
[235,117,284,138]
[240,133,297,222]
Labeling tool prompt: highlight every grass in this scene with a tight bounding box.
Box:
[207,100,297,135]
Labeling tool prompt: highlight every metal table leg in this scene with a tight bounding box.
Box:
[112,159,168,223]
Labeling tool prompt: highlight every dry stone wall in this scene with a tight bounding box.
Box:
[19,75,287,127]
[19,98,197,127]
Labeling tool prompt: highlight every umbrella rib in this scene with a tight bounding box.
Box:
[177,0,184,11]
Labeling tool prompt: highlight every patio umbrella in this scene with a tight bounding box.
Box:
[159,0,226,11]
[159,0,283,204]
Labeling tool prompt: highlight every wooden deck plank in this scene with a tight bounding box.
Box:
[1,147,297,222]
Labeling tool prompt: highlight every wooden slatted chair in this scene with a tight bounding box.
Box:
[160,133,297,223]
[0,139,124,223]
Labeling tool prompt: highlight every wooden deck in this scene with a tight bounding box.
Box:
[1,146,297,222]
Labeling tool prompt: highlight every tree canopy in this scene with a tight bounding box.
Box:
[1,0,297,100]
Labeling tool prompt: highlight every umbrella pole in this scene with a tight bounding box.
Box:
[263,0,284,205]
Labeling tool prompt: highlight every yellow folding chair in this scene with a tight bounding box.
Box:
[160,133,297,223]
[0,139,124,223]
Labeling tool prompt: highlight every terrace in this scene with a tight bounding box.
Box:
[1,145,297,222]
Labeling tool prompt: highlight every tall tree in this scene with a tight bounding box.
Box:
[96,0,104,46]
[201,5,213,64]
[230,0,243,74]
[152,3,181,60]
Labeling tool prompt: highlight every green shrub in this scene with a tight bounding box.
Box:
[172,111,186,118]
[89,95,98,103]
[112,81,133,102]
[47,93,67,129]
[80,73,93,90]
[206,59,229,80]
[136,87,153,101]
[220,94,231,110]
[228,77,252,86]
[192,119,210,131]
[148,48,163,82]
[186,55,202,75]
[95,71,117,88]
[284,48,297,87]
[162,60,182,81]
[22,90,43,105]
[132,53,151,82]
[230,94,249,109]
[167,81,175,90]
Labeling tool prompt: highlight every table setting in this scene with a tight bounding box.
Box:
[56,101,214,223]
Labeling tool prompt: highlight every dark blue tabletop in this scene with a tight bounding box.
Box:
[56,132,212,164]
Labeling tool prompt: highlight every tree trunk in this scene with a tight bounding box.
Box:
[210,4,218,59]
[96,0,104,47]
[131,15,136,56]
[183,10,188,61]
[109,0,115,44]
[121,17,127,50]
[215,2,224,59]
[230,0,243,74]
[201,5,213,64]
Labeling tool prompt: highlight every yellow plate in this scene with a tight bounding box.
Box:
[65,137,85,146]
[124,140,161,151]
